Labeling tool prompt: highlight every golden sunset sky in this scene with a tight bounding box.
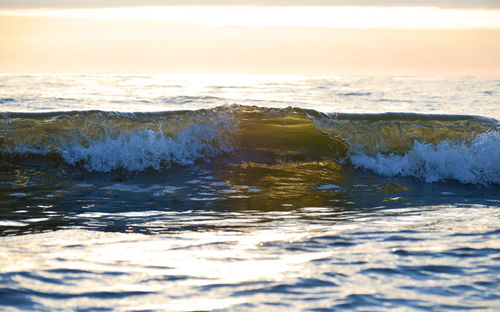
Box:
[1,0,499,75]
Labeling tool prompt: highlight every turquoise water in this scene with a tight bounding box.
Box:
[1,74,499,311]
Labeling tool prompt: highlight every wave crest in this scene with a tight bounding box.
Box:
[2,105,499,184]
[351,132,500,184]
[1,107,237,172]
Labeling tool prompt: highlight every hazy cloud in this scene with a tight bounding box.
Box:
[0,0,499,9]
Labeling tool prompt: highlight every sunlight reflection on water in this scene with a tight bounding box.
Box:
[1,74,499,119]
[1,205,499,311]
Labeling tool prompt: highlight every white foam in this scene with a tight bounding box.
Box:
[63,119,235,171]
[6,112,237,172]
[351,132,500,184]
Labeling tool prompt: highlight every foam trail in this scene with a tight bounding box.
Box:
[350,132,500,184]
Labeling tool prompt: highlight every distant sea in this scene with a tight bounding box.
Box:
[1,74,499,311]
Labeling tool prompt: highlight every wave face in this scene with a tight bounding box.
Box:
[1,105,499,184]
[1,107,237,171]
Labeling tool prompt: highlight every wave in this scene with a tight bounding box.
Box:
[1,105,499,184]
[1,108,237,171]
[351,132,500,184]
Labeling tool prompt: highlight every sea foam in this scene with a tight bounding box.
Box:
[3,110,237,172]
[2,106,499,184]
[350,132,500,184]
[60,126,232,172]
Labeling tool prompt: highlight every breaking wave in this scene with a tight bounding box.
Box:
[351,132,500,184]
[1,105,499,184]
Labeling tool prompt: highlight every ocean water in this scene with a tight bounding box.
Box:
[0,74,499,311]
